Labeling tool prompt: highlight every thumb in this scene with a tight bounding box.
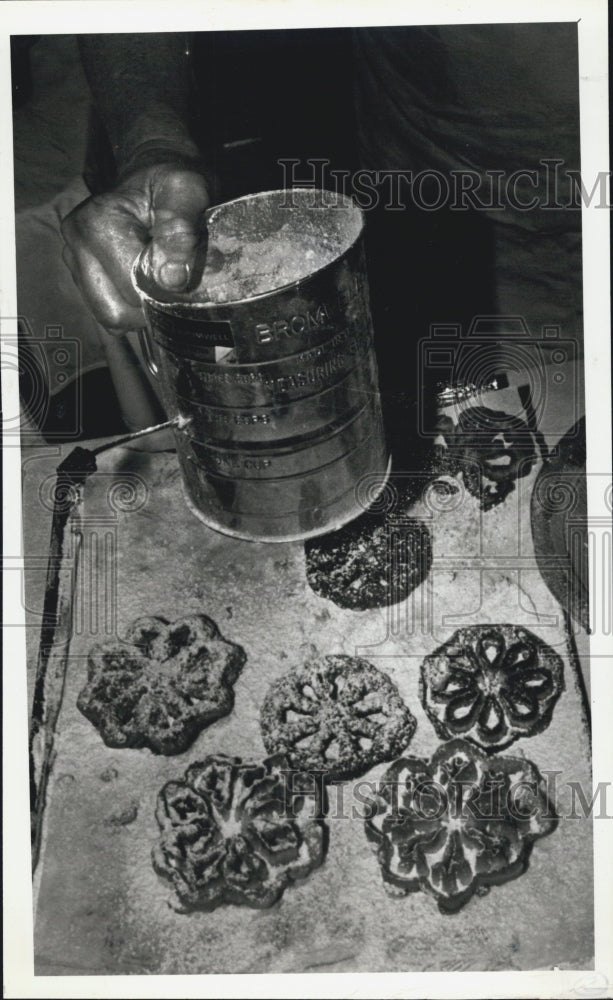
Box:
[148,170,210,291]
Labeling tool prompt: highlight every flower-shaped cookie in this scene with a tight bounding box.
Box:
[305,513,431,610]
[77,615,246,754]
[153,753,327,911]
[452,407,538,510]
[365,739,557,912]
[260,655,416,781]
[420,625,564,752]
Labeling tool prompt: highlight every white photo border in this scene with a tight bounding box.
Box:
[1,1,611,997]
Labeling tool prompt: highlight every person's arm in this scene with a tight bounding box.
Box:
[77,33,202,177]
[61,33,211,333]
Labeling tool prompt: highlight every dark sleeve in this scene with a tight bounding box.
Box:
[78,33,203,178]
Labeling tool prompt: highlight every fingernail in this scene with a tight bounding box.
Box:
[159,261,190,290]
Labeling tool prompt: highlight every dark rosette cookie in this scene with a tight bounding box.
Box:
[153,753,327,911]
[364,739,557,913]
[77,614,246,754]
[452,407,538,510]
[260,654,416,781]
[305,512,431,610]
[420,625,564,752]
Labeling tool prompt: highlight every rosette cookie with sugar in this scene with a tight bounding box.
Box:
[77,614,246,754]
[261,654,416,781]
[364,739,557,913]
[451,407,538,511]
[419,625,564,752]
[153,753,327,911]
[305,512,431,610]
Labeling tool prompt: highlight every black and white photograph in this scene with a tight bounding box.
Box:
[1,0,611,995]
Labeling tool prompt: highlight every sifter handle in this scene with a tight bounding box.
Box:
[138,327,160,379]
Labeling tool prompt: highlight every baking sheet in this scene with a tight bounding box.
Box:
[23,436,593,975]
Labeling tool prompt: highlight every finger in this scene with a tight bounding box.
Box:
[149,171,210,290]
[151,211,210,287]
[62,242,145,332]
[62,195,149,312]
[153,169,210,228]
[147,225,200,290]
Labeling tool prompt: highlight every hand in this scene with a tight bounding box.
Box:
[61,164,210,333]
